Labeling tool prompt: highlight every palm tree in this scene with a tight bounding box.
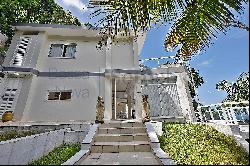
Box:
[89,0,249,57]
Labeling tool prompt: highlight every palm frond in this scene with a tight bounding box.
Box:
[89,0,248,57]
[89,0,186,34]
[164,0,248,57]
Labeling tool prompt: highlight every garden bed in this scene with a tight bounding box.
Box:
[159,122,249,165]
[0,131,34,142]
[29,144,81,165]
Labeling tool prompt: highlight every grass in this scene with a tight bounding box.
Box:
[159,122,249,165]
[0,131,34,142]
[29,144,81,165]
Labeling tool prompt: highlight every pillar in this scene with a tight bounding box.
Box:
[135,78,142,121]
[127,94,132,119]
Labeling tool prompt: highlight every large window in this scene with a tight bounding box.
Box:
[48,43,76,58]
[48,91,72,101]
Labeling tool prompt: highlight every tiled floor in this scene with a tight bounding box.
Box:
[79,152,162,165]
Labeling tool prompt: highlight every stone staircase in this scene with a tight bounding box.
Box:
[90,121,151,153]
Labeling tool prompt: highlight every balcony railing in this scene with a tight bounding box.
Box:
[195,101,249,125]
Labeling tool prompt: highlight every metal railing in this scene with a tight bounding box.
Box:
[194,101,249,125]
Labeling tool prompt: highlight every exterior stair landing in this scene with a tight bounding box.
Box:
[91,122,151,153]
[78,121,162,165]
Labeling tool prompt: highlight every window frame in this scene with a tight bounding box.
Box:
[48,42,77,59]
[47,90,72,101]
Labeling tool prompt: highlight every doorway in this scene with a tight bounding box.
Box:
[112,78,135,120]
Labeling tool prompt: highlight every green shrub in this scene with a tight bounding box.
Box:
[159,123,249,165]
[0,131,33,141]
[29,144,81,165]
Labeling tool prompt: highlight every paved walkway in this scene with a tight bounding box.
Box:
[79,152,162,165]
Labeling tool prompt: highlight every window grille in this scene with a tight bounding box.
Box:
[13,37,30,66]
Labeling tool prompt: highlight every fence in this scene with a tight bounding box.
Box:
[194,101,249,125]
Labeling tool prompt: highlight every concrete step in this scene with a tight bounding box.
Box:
[91,141,151,153]
[99,122,144,128]
[98,127,146,134]
[94,133,148,142]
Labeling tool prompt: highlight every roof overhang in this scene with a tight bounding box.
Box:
[12,23,139,39]
[12,23,146,55]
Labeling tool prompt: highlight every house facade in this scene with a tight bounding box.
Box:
[0,23,194,122]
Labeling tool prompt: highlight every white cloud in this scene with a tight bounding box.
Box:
[200,60,210,66]
[61,0,88,12]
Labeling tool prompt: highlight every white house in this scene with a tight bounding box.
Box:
[0,23,194,122]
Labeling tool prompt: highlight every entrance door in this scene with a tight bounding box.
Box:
[112,78,135,120]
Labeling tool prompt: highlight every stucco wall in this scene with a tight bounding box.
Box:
[2,31,22,67]
[22,76,105,122]
[175,72,193,120]
[2,32,45,68]
[111,40,135,69]
[0,123,91,165]
[35,36,106,72]
[12,76,33,121]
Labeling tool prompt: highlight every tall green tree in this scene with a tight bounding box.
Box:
[216,72,249,102]
[89,0,249,57]
[186,66,204,110]
[0,0,81,46]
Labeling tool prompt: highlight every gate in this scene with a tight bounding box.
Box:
[141,78,182,117]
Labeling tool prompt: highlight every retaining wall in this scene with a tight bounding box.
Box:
[0,123,92,165]
[206,123,249,154]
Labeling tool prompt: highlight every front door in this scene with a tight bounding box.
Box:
[112,78,135,120]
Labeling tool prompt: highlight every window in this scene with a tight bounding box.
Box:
[48,43,76,58]
[48,92,60,100]
[0,89,17,112]
[13,37,30,66]
[23,31,39,35]
[48,91,72,101]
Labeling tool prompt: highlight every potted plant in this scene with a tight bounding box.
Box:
[2,111,14,122]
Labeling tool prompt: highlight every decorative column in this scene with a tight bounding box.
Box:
[127,94,132,119]
[104,78,112,122]
[104,36,112,122]
[135,78,142,121]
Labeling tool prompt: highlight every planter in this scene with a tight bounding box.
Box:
[2,111,13,122]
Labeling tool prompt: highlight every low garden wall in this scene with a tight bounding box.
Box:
[0,123,92,165]
[205,122,249,154]
[0,123,91,134]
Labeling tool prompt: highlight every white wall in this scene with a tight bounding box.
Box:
[111,40,135,69]
[0,125,90,165]
[22,76,105,122]
[176,72,193,120]
[36,36,106,72]
[4,29,143,122]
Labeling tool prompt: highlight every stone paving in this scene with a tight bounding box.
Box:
[78,121,165,165]
[79,152,162,165]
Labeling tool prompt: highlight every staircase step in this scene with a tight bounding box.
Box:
[91,141,151,153]
[99,122,144,128]
[94,133,148,142]
[98,127,146,134]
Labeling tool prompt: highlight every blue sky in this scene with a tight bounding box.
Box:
[55,0,249,105]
